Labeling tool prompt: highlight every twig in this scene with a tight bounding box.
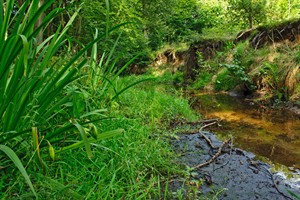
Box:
[175,120,219,135]
[186,118,220,125]
[213,137,234,172]
[199,119,220,124]
[199,121,217,132]
[263,168,294,200]
[200,121,218,149]
[201,132,217,149]
[193,138,231,169]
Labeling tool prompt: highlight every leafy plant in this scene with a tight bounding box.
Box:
[215,69,239,91]
[259,62,289,100]
[0,0,129,195]
[224,63,250,83]
[227,0,267,28]
[192,72,212,90]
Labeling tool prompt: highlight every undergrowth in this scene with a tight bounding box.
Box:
[1,75,199,199]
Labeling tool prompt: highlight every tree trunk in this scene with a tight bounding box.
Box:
[248,2,253,29]
[36,0,45,44]
[249,15,253,29]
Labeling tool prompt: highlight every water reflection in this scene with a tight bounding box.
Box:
[191,93,300,169]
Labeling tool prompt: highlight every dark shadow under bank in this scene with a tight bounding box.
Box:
[169,131,300,199]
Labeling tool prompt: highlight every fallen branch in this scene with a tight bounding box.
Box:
[199,121,217,132]
[201,132,217,149]
[213,137,234,172]
[174,120,219,135]
[199,119,220,124]
[186,118,220,126]
[200,121,218,149]
[193,138,231,169]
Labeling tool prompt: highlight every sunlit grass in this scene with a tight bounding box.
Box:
[1,74,199,199]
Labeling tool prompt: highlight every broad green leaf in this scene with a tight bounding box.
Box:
[73,122,93,159]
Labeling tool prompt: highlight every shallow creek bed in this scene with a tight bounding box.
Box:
[169,130,300,199]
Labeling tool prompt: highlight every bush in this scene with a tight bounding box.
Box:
[193,72,213,89]
[215,69,239,91]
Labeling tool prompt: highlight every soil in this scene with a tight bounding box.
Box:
[235,19,300,48]
[169,131,300,199]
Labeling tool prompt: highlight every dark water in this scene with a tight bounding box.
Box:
[191,92,300,169]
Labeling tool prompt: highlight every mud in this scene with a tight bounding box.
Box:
[170,131,300,199]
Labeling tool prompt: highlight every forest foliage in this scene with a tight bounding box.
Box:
[15,0,299,67]
[1,0,300,199]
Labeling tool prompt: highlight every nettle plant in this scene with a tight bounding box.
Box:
[221,46,256,92]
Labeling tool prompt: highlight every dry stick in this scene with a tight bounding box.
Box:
[186,118,220,125]
[193,138,231,169]
[179,120,219,135]
[199,121,217,132]
[200,121,218,149]
[254,31,266,49]
[213,137,233,172]
[199,119,220,124]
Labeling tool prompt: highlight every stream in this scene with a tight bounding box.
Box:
[167,92,300,199]
[190,92,300,170]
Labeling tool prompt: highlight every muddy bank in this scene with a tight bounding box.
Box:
[169,130,300,199]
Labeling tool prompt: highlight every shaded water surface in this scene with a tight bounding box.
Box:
[191,93,300,169]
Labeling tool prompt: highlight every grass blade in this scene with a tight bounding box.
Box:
[0,145,37,197]
[111,78,155,102]
[56,129,124,155]
[73,122,93,159]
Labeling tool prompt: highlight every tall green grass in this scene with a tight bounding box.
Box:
[1,74,198,199]
[0,1,200,199]
[0,0,139,196]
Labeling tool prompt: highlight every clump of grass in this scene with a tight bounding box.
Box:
[215,69,239,91]
[192,72,213,90]
[0,1,199,198]
[116,75,198,123]
[2,74,199,199]
[0,0,149,197]
[294,48,300,63]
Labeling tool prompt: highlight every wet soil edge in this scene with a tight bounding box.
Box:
[168,130,300,200]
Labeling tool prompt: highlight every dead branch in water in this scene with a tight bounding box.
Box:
[193,138,231,169]
[170,118,220,129]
